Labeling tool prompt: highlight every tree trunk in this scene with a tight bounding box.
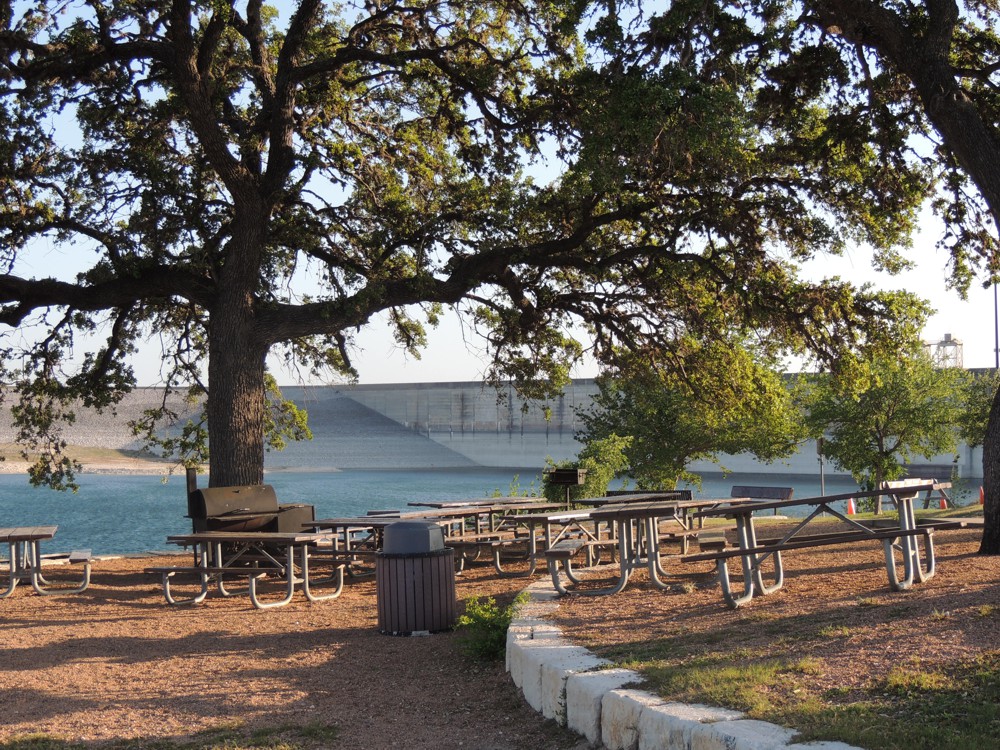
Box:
[980,390,1000,553]
[205,215,269,488]
[207,330,267,487]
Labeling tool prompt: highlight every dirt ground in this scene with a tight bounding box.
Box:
[2,525,997,749]
[1,555,585,749]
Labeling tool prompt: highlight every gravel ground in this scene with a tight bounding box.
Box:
[1,554,587,749]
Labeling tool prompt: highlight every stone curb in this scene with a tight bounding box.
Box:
[507,580,864,750]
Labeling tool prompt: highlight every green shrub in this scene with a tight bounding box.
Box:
[456,593,528,661]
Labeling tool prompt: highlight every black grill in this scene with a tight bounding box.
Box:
[186,482,315,534]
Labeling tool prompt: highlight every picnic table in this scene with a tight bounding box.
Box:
[574,490,693,507]
[149,530,343,609]
[304,516,416,576]
[682,482,949,608]
[312,503,564,575]
[406,497,534,509]
[486,508,615,577]
[1,525,92,598]
[544,498,759,596]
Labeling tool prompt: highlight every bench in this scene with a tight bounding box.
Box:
[692,529,730,552]
[682,526,933,564]
[146,555,347,607]
[542,537,615,563]
[731,485,793,516]
[681,526,935,608]
[916,516,984,531]
[69,549,92,564]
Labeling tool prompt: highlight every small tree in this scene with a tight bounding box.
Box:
[576,343,805,490]
[959,369,1000,451]
[804,347,966,514]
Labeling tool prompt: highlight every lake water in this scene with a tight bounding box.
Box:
[0,468,955,556]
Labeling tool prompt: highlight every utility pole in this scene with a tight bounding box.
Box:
[817,437,826,496]
[993,281,1000,370]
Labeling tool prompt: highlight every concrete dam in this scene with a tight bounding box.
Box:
[0,379,982,479]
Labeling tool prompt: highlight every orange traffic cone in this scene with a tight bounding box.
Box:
[980,486,986,505]
[847,498,856,515]
[939,495,948,510]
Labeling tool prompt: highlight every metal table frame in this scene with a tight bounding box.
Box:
[1,526,91,598]
[162,531,343,609]
[693,484,945,607]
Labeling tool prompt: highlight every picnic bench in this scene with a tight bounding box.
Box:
[731,485,793,515]
[682,483,949,608]
[148,531,344,609]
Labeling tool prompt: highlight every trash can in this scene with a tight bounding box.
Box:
[376,521,457,636]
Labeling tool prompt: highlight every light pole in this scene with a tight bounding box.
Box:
[993,281,1000,370]
[817,437,826,496]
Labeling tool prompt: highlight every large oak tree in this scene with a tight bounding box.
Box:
[797,0,1000,553]
[728,0,1000,550]
[577,0,1000,546]
[0,1,929,489]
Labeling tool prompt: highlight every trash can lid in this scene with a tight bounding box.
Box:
[382,520,446,554]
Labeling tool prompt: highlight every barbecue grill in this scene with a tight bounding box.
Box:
[186,483,315,534]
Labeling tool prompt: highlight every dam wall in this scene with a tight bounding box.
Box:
[0,380,985,479]
[338,379,596,468]
[335,380,982,481]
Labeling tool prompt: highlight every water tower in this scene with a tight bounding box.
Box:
[927,333,963,368]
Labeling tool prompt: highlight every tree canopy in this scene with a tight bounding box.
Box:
[803,346,966,513]
[577,0,1000,545]
[577,344,805,490]
[0,1,938,490]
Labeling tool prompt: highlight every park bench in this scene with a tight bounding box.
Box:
[731,485,793,516]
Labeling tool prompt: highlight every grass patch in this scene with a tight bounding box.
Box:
[640,653,825,715]
[818,625,852,638]
[636,646,1000,750]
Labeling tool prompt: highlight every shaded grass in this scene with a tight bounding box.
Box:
[587,513,997,749]
[605,649,1000,749]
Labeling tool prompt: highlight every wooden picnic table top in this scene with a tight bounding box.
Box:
[575,491,690,507]
[590,497,761,521]
[406,497,531,508]
[501,508,597,523]
[307,516,454,530]
[370,501,562,519]
[0,526,58,543]
[696,483,952,518]
[167,530,329,545]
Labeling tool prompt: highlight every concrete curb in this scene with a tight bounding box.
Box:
[507,580,864,750]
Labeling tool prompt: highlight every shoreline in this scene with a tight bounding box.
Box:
[0,459,189,476]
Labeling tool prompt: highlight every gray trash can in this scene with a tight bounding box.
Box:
[376,521,457,636]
